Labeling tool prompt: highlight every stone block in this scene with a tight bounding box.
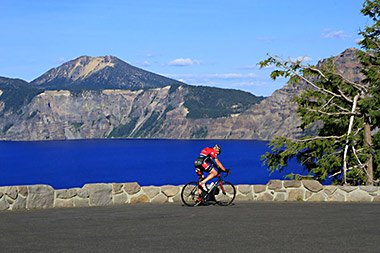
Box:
[328,190,346,202]
[274,193,286,201]
[308,192,327,202]
[348,190,372,202]
[12,195,26,210]
[151,193,168,203]
[73,197,90,207]
[237,185,252,195]
[76,188,89,198]
[56,189,77,199]
[257,192,274,201]
[55,198,74,208]
[17,186,28,197]
[254,185,266,193]
[0,192,3,198]
[302,180,323,193]
[142,186,160,199]
[124,182,141,195]
[287,189,304,201]
[360,186,378,193]
[5,186,18,200]
[113,192,128,205]
[27,185,54,209]
[0,197,9,211]
[235,194,253,202]
[112,183,124,194]
[171,192,182,203]
[339,186,356,193]
[267,180,283,191]
[130,195,149,204]
[324,186,337,195]
[161,185,180,197]
[373,195,380,202]
[284,180,301,188]
[83,184,112,206]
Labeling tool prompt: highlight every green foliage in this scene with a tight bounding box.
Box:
[0,88,44,113]
[69,122,84,132]
[108,117,139,138]
[184,86,264,119]
[190,126,208,139]
[259,0,380,185]
[135,112,160,136]
[133,111,167,137]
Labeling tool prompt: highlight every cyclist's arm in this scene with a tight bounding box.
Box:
[214,158,227,172]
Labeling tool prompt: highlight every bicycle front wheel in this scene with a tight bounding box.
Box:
[215,181,236,206]
[181,181,200,206]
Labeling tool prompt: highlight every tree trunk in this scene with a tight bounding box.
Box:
[343,94,359,185]
[364,123,373,185]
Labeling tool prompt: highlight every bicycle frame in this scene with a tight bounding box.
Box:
[181,170,235,206]
[200,173,226,203]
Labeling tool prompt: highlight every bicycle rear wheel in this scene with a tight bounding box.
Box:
[181,181,201,206]
[215,181,236,206]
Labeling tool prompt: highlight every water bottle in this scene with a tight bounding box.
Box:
[209,182,215,189]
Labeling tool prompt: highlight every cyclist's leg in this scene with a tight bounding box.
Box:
[195,166,205,197]
[200,167,217,185]
[195,167,204,181]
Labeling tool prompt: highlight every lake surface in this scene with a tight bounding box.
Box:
[0,139,302,189]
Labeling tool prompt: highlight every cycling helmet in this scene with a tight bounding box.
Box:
[214,144,222,155]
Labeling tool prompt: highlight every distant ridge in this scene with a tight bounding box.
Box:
[0,48,362,141]
[31,55,185,90]
[0,76,30,89]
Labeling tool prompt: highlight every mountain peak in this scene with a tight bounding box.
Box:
[31,55,184,90]
[32,55,119,84]
[60,55,117,81]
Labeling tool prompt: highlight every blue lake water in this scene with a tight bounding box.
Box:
[0,139,302,189]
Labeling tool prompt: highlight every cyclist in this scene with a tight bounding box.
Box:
[194,144,229,193]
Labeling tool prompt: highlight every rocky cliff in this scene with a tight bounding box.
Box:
[0,48,362,141]
[0,85,262,140]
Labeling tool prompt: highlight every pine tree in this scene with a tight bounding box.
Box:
[259,0,380,185]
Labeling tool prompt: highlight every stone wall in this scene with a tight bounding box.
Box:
[1,180,380,211]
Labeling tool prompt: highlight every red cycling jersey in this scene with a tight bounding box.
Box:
[200,147,218,159]
[194,147,218,172]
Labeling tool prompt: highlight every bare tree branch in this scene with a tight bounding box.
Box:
[352,146,364,165]
[310,67,368,92]
[330,170,343,178]
[320,96,335,111]
[331,102,351,112]
[338,89,353,103]
[299,134,346,142]
[343,94,360,184]
[304,107,359,116]
[307,67,329,81]
[268,54,347,99]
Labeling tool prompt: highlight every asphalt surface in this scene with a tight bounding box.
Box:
[0,202,380,252]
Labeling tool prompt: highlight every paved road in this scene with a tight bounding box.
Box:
[0,202,380,252]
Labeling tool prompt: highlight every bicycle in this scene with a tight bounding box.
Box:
[181,170,236,206]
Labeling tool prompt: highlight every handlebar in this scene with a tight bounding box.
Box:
[218,168,230,177]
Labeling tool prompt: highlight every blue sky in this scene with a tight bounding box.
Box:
[0,0,368,96]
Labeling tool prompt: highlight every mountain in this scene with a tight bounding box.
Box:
[229,48,364,140]
[0,48,363,141]
[31,56,185,90]
[0,77,30,89]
